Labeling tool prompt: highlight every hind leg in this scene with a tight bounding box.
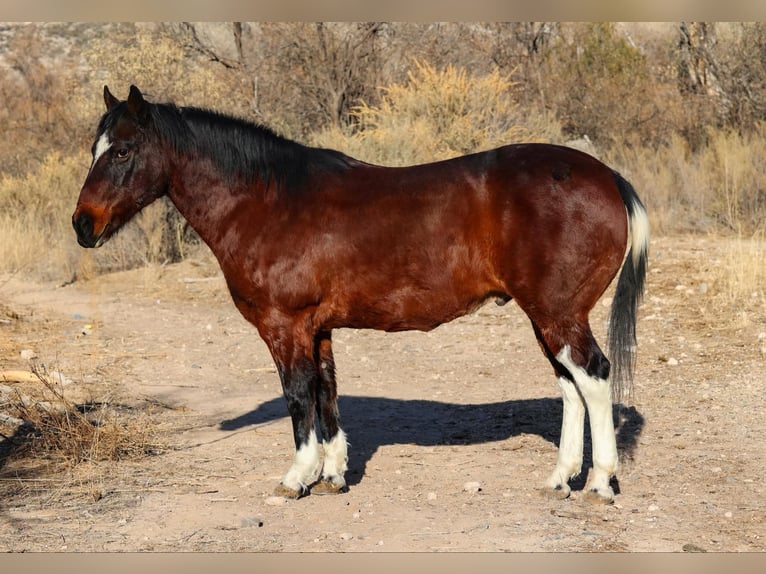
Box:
[542,375,586,499]
[311,331,349,495]
[556,345,617,504]
[532,320,617,504]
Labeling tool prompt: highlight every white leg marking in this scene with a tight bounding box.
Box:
[321,429,348,487]
[544,376,585,497]
[556,345,618,502]
[281,430,321,493]
[89,132,112,175]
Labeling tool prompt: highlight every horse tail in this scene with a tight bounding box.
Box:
[607,170,649,403]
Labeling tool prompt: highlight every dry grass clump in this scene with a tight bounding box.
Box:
[0,364,162,471]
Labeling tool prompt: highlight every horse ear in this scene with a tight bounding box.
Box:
[104,85,119,110]
[126,85,148,121]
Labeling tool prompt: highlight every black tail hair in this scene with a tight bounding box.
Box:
[608,170,649,403]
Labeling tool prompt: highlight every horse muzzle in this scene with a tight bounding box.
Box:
[72,208,111,248]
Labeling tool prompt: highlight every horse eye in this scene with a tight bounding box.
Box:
[116,148,130,159]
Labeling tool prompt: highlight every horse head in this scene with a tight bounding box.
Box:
[72,85,169,248]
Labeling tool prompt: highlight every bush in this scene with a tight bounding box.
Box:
[311,59,561,166]
[540,23,665,150]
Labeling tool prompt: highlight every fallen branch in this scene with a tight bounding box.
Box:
[0,369,74,386]
[0,370,40,384]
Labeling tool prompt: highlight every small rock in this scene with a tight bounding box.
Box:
[463,481,482,493]
[339,532,353,540]
[427,492,437,501]
[20,349,37,360]
[265,496,286,506]
[667,357,679,366]
[648,504,659,512]
[240,517,264,528]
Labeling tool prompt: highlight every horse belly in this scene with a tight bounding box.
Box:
[327,271,498,333]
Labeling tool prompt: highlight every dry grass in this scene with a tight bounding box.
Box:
[0,152,85,280]
[0,364,162,474]
[712,234,766,314]
[611,124,766,236]
[0,151,198,281]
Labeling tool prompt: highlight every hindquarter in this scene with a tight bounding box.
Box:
[486,146,629,316]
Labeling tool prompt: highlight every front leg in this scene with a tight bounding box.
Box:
[311,330,349,495]
[273,356,323,498]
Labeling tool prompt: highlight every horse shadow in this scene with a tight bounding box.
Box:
[220,395,644,492]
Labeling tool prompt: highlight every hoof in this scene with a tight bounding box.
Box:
[581,488,614,505]
[541,483,571,500]
[273,483,306,499]
[311,479,348,496]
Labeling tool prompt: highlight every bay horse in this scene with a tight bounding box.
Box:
[73,85,648,504]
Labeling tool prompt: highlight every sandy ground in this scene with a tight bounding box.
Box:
[1,235,764,552]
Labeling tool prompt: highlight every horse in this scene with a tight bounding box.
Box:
[73,85,648,504]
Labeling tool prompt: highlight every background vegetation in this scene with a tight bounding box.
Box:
[1,21,765,282]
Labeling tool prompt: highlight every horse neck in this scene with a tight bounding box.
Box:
[165,153,271,255]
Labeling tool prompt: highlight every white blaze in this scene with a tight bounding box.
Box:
[89,132,112,174]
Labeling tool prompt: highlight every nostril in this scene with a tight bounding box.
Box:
[73,211,94,241]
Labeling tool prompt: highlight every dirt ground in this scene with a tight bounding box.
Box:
[1,235,764,552]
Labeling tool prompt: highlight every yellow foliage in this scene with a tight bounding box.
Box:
[312,59,557,166]
[83,27,252,119]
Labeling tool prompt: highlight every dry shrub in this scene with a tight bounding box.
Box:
[82,25,253,122]
[611,123,766,235]
[0,26,93,177]
[1,365,160,469]
[312,59,560,166]
[608,135,710,235]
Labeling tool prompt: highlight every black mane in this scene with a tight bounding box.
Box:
[100,100,358,194]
